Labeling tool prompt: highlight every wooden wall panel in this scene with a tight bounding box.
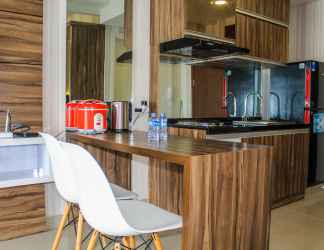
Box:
[0,11,42,64]
[0,64,42,131]
[69,22,105,100]
[0,0,43,17]
[236,14,288,63]
[68,139,132,190]
[242,132,310,208]
[0,184,47,241]
[237,0,290,24]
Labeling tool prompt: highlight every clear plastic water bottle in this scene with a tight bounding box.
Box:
[160,112,168,141]
[152,114,160,141]
[148,112,156,141]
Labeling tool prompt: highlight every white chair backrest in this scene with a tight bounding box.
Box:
[64,143,136,236]
[40,133,78,204]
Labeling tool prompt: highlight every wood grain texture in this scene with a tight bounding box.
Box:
[69,132,272,250]
[0,184,47,241]
[237,0,290,24]
[236,13,289,63]
[168,127,207,140]
[192,66,227,118]
[0,10,42,64]
[181,148,272,250]
[124,0,133,49]
[0,0,42,17]
[0,64,42,131]
[242,132,310,208]
[68,22,105,100]
[68,138,131,190]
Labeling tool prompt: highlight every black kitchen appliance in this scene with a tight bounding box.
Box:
[285,61,324,185]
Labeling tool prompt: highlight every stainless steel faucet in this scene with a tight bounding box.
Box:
[5,110,11,133]
[225,92,237,117]
[270,91,281,120]
[1,110,12,133]
[243,92,263,119]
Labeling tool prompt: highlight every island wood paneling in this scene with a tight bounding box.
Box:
[68,138,131,190]
[242,132,310,208]
[236,13,289,62]
[68,22,105,100]
[0,64,42,131]
[0,11,42,64]
[0,184,47,241]
[168,127,207,139]
[237,0,290,24]
[68,131,272,250]
[0,0,42,17]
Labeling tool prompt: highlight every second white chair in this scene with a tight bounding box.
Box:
[41,133,137,250]
[65,140,183,250]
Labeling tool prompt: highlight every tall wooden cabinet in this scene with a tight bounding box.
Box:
[0,2,42,131]
[67,22,105,101]
[0,0,46,241]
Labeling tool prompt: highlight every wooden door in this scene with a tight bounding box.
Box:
[0,0,42,16]
[192,66,226,118]
[69,22,105,100]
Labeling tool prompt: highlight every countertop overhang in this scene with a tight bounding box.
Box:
[67,131,270,165]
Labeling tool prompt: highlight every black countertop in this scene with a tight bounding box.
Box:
[168,118,310,135]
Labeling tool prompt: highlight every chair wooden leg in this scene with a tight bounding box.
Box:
[87,231,99,250]
[152,233,163,250]
[51,203,72,250]
[128,236,136,249]
[114,242,121,250]
[75,212,84,250]
[122,237,129,248]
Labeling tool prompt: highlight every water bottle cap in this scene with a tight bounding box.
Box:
[150,112,157,118]
[160,112,166,117]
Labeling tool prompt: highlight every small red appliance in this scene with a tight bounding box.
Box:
[75,100,108,134]
[66,100,79,130]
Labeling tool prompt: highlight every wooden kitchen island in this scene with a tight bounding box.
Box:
[67,131,272,250]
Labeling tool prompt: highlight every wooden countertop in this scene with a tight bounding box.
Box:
[67,131,269,165]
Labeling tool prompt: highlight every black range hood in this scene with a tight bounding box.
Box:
[117,34,249,64]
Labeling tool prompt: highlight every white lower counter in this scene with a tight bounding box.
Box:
[0,137,53,188]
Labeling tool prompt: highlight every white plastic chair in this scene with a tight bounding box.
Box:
[40,133,137,250]
[67,141,182,250]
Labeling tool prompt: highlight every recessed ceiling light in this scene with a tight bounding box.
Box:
[210,0,228,5]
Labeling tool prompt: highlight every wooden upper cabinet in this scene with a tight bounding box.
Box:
[237,0,290,24]
[0,0,42,17]
[236,14,289,62]
[0,11,42,64]
[0,64,42,131]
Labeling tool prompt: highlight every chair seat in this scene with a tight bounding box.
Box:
[111,184,138,200]
[117,200,182,234]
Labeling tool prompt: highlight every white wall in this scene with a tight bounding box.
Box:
[43,0,67,219]
[131,0,150,199]
[289,0,324,61]
[100,0,124,24]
